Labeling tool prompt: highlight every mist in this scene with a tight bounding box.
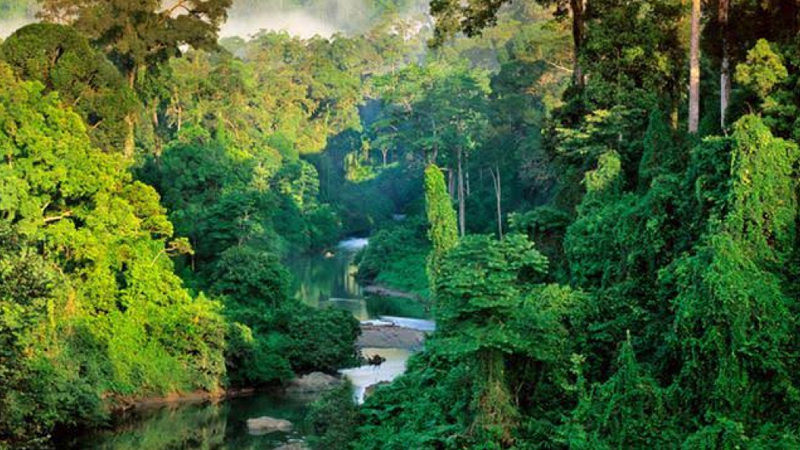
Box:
[0,0,429,40]
[0,17,31,38]
[222,0,429,39]
[221,9,340,39]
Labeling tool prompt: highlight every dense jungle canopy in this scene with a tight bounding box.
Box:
[3,0,800,448]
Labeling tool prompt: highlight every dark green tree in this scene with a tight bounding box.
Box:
[0,23,137,152]
[38,0,232,88]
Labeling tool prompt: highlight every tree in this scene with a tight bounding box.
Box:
[429,0,586,88]
[689,0,701,133]
[424,164,459,292]
[374,62,490,234]
[734,39,788,101]
[0,23,137,153]
[38,0,232,88]
[718,0,730,130]
[37,0,232,156]
[0,62,228,443]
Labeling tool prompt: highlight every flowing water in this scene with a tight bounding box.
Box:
[61,239,430,449]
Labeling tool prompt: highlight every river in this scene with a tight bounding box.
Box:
[59,239,430,449]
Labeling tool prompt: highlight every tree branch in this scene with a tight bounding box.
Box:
[43,211,73,223]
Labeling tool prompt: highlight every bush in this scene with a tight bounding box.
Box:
[306,383,361,450]
[284,306,361,374]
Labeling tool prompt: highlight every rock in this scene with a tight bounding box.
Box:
[358,324,425,351]
[286,372,342,394]
[365,353,386,366]
[246,416,293,434]
[362,285,418,300]
[364,381,391,399]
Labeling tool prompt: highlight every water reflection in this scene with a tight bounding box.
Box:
[62,394,312,450]
[288,242,365,310]
[63,239,428,449]
[287,240,429,321]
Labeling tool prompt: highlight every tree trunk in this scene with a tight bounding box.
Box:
[719,0,730,131]
[570,0,586,89]
[457,147,466,237]
[689,0,701,134]
[465,163,471,197]
[448,168,455,200]
[475,349,517,446]
[123,68,137,158]
[779,0,799,39]
[124,115,135,158]
[489,166,503,239]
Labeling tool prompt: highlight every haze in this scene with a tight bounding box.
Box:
[0,0,426,39]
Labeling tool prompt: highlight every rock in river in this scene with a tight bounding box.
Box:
[358,324,425,351]
[286,371,342,394]
[246,416,293,434]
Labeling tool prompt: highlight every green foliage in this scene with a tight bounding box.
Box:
[0,64,227,444]
[558,339,679,449]
[509,206,572,281]
[726,116,797,264]
[424,164,459,291]
[356,218,431,298]
[665,116,799,438]
[5,0,800,447]
[735,39,788,100]
[354,234,585,448]
[583,151,622,203]
[283,306,361,374]
[211,246,359,383]
[0,23,138,152]
[306,383,361,450]
[37,0,232,84]
[639,109,679,187]
[211,247,292,311]
[354,350,478,450]
[581,0,684,111]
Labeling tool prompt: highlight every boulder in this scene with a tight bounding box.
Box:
[358,325,425,350]
[364,381,391,399]
[286,372,342,394]
[246,416,293,434]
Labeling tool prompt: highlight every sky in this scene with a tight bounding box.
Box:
[0,0,426,39]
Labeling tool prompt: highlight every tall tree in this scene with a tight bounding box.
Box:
[0,23,137,153]
[429,0,585,88]
[38,0,232,88]
[569,0,585,88]
[37,0,232,156]
[719,0,730,130]
[424,164,459,292]
[689,0,701,133]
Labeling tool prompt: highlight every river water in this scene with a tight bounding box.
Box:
[61,239,430,449]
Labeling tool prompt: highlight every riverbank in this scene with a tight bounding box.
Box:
[362,284,422,300]
[105,386,259,414]
[104,321,430,415]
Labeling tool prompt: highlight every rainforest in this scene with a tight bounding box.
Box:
[2,0,800,449]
